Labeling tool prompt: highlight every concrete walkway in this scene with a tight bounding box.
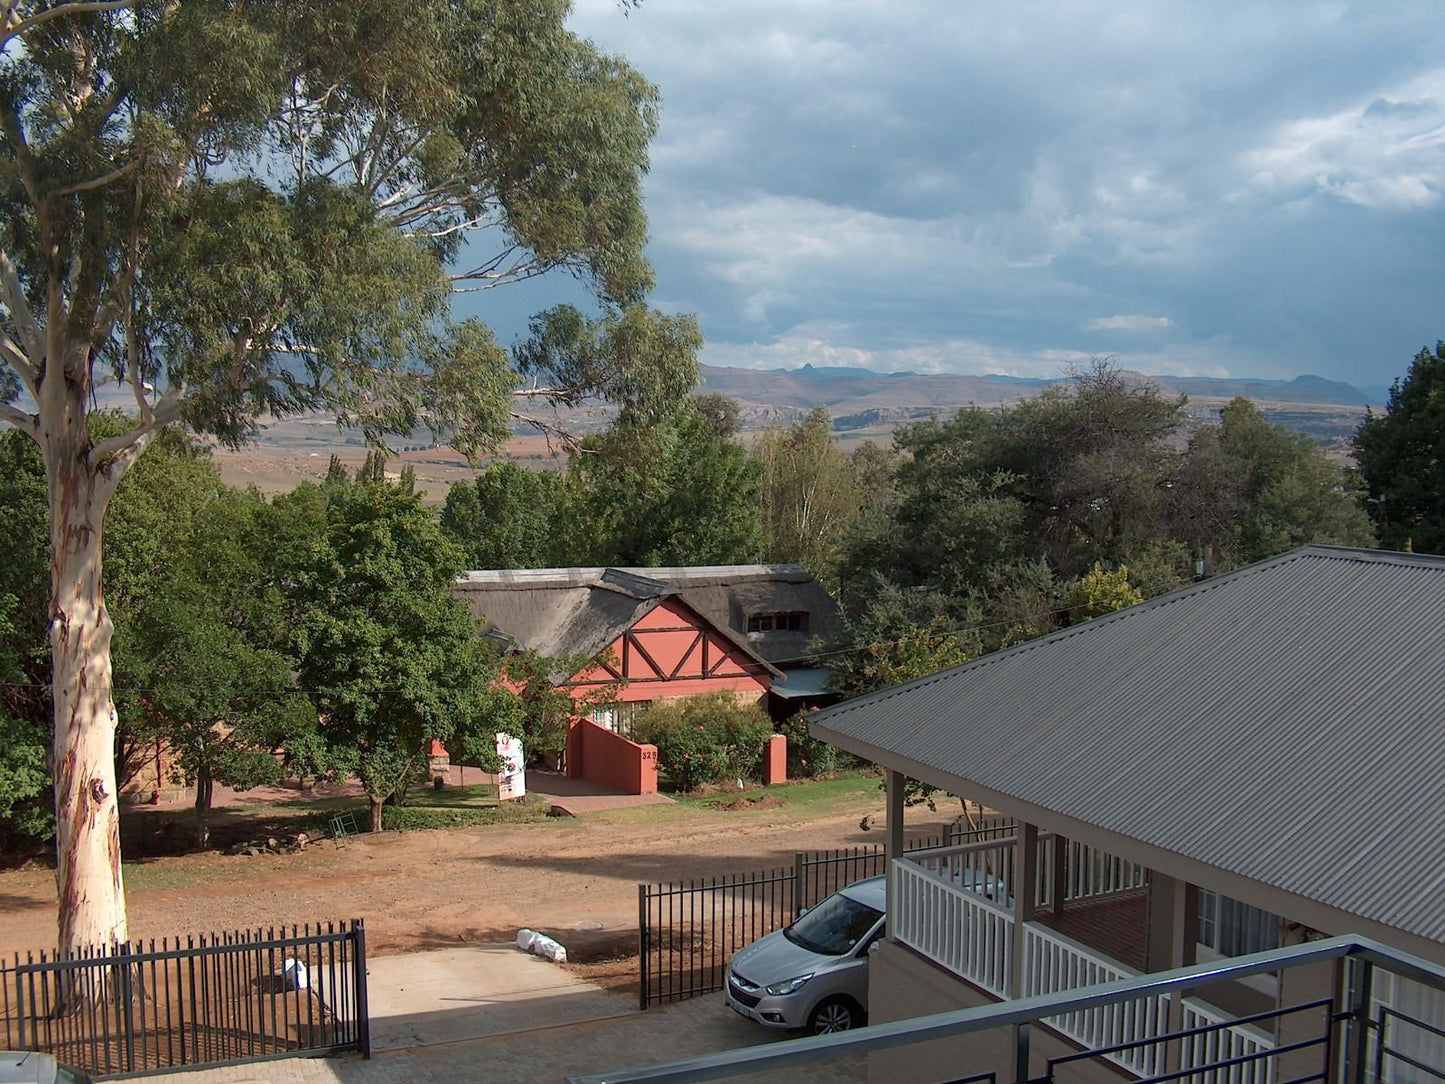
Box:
[527,772,674,816]
[367,946,633,1051]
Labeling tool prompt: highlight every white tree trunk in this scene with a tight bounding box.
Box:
[47,441,129,955]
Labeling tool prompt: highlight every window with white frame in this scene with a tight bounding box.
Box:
[592,702,647,740]
[1196,889,1281,956]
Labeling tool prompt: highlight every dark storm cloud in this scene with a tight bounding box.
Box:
[555,1,1445,385]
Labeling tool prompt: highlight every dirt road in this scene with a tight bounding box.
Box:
[0,787,952,963]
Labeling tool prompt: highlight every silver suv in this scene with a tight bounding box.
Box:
[725,875,885,1034]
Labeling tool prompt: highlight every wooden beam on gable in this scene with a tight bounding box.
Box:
[669,631,704,679]
[627,631,667,680]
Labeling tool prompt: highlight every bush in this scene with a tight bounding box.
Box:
[633,692,775,792]
[777,710,840,779]
[653,725,730,792]
[380,794,549,831]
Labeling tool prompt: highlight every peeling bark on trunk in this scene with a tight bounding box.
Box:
[368,795,384,833]
[47,431,129,956]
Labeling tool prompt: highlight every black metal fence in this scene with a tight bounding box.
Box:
[638,820,1016,1009]
[0,920,370,1078]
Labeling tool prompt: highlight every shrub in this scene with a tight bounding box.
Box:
[380,794,549,831]
[653,725,729,792]
[777,710,840,778]
[633,692,775,792]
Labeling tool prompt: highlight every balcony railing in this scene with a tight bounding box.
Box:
[895,835,1148,918]
[1021,921,1174,1078]
[567,935,1445,1084]
[892,848,1277,1082]
[894,850,1014,998]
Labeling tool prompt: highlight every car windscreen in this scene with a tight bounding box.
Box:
[783,891,882,956]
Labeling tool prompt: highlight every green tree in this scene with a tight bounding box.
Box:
[572,403,763,565]
[828,619,975,699]
[1063,564,1144,625]
[755,407,860,588]
[1179,398,1374,565]
[120,591,313,847]
[0,432,50,847]
[0,0,688,948]
[285,470,520,832]
[440,462,577,570]
[692,392,741,439]
[1354,344,1445,554]
[116,484,318,847]
[0,592,50,849]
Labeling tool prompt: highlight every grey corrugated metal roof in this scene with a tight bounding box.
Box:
[770,667,837,699]
[811,546,1445,944]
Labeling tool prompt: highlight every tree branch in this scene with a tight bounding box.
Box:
[0,401,38,438]
[402,214,489,241]
[122,333,152,426]
[509,410,581,450]
[87,383,186,465]
[450,263,552,293]
[50,159,138,198]
[0,330,38,399]
[1,0,139,48]
[0,249,43,391]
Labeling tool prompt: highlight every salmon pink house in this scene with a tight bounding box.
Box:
[447,566,839,794]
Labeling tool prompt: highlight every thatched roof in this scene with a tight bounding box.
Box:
[451,564,838,669]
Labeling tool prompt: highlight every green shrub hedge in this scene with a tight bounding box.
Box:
[379,794,549,831]
[632,692,775,792]
[777,710,840,779]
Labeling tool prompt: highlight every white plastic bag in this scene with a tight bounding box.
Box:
[516,928,539,952]
[532,934,567,963]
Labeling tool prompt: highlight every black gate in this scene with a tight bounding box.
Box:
[0,920,370,1078]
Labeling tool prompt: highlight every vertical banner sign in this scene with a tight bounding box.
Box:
[496,732,526,800]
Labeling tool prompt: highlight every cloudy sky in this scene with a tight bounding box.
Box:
[483,1,1445,391]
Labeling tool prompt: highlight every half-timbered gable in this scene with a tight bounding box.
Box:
[568,596,772,701]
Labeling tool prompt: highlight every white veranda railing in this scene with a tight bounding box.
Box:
[895,849,1278,1083]
[893,852,1013,998]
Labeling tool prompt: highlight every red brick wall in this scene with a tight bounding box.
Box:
[567,719,659,794]
[762,733,787,785]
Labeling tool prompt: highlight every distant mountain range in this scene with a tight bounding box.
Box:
[697,363,1379,432]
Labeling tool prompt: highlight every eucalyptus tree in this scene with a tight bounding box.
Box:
[0,0,693,951]
[755,407,860,588]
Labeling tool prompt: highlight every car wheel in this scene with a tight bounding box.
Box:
[809,995,862,1034]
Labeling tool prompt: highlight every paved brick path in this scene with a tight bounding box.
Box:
[125,996,865,1084]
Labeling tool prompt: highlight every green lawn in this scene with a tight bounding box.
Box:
[599,770,884,828]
